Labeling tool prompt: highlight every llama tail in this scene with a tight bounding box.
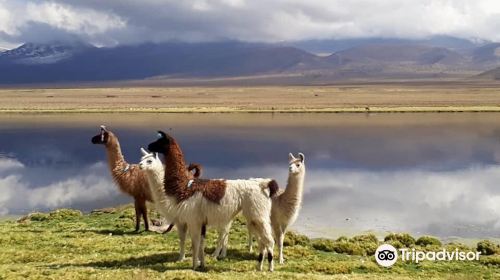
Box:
[188,163,203,178]
[266,179,279,198]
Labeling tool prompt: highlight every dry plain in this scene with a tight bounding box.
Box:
[1,81,500,113]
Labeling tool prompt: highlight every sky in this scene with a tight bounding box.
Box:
[1,0,500,48]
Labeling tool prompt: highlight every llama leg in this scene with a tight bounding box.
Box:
[255,220,275,272]
[247,224,253,253]
[250,220,268,271]
[220,222,232,258]
[133,199,141,232]
[139,199,149,231]
[212,227,223,259]
[265,224,275,271]
[277,231,285,264]
[189,227,202,270]
[177,223,187,261]
[199,224,206,268]
[212,222,231,259]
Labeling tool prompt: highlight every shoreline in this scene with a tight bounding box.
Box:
[3,106,500,113]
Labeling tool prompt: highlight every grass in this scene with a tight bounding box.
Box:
[1,205,500,279]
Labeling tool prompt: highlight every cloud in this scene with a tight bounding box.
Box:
[0,0,125,46]
[0,158,125,215]
[2,0,500,47]
[1,154,500,238]
[209,163,500,238]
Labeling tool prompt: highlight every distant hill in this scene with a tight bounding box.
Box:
[330,44,466,65]
[470,43,500,68]
[289,36,482,55]
[477,66,500,80]
[0,37,500,84]
[0,41,321,83]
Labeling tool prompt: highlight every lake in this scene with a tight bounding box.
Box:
[1,112,499,240]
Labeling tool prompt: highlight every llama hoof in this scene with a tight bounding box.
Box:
[256,263,263,271]
[177,256,186,262]
[151,219,162,226]
[194,265,207,272]
[279,258,284,264]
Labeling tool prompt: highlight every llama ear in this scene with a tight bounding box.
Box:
[298,153,305,163]
[140,147,149,156]
[288,153,295,161]
[100,125,107,131]
[155,153,159,160]
[157,131,167,139]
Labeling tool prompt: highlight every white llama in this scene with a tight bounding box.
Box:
[138,149,230,261]
[147,132,278,271]
[248,152,306,264]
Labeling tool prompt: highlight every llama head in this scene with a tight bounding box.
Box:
[147,131,172,154]
[288,152,305,174]
[91,125,113,146]
[139,148,163,172]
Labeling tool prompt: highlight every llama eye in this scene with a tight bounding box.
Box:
[147,160,152,164]
[296,164,300,167]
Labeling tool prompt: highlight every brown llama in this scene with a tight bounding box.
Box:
[91,125,202,232]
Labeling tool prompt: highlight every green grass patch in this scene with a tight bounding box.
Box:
[1,205,499,279]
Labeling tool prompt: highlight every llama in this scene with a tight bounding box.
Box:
[139,148,234,261]
[91,125,201,232]
[248,153,306,264]
[147,131,278,271]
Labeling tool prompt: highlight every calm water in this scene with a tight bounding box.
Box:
[1,113,500,239]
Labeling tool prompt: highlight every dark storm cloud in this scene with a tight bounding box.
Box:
[1,0,500,47]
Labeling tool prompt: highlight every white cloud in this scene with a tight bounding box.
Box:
[2,0,500,46]
[25,2,125,35]
[209,163,500,238]
[0,158,120,215]
[1,155,500,238]
[0,157,24,171]
[0,0,125,46]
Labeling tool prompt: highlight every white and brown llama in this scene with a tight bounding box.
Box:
[91,125,201,232]
[147,131,278,271]
[139,148,233,262]
[248,152,306,264]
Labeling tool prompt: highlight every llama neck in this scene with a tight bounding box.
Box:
[145,167,179,221]
[281,170,305,204]
[146,168,164,195]
[163,141,189,196]
[105,137,127,174]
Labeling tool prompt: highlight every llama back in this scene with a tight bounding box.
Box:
[224,178,278,198]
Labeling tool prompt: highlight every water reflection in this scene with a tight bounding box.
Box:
[0,113,499,239]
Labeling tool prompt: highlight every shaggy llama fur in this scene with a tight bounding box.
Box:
[91,126,201,231]
[147,131,278,271]
[248,153,306,264]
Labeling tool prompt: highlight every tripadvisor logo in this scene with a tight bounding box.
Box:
[375,244,481,267]
[375,244,398,267]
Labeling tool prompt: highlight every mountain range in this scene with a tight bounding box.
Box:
[1,36,500,84]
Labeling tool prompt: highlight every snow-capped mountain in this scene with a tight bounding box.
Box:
[0,42,92,65]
